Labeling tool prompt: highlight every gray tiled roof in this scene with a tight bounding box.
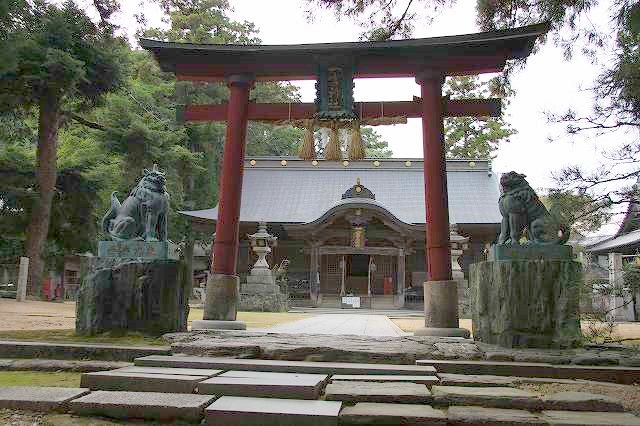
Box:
[181,158,502,225]
[585,230,640,253]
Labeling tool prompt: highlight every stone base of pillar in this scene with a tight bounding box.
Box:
[414,327,470,338]
[191,319,246,330]
[201,273,244,327]
[415,280,471,338]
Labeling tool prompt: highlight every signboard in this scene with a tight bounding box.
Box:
[341,296,360,308]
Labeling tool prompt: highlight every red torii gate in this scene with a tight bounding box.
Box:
[142,22,548,334]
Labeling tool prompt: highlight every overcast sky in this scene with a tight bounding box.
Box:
[103,0,629,233]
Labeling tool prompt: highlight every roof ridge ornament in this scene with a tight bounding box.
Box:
[342,178,375,200]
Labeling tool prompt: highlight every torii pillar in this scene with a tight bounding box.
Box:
[191,74,254,331]
[414,72,470,338]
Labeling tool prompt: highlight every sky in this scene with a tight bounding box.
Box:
[104,0,630,233]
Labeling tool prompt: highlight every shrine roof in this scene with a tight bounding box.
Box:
[140,22,550,80]
[180,158,502,226]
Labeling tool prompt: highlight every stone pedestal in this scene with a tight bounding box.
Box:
[471,247,582,348]
[192,274,246,330]
[239,269,288,312]
[414,280,471,338]
[76,258,189,336]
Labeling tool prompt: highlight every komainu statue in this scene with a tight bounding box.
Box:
[102,164,170,241]
[497,171,569,245]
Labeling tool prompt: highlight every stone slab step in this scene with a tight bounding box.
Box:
[438,373,518,387]
[542,391,625,412]
[0,340,169,362]
[340,402,446,425]
[325,380,432,404]
[220,370,330,384]
[431,385,542,410]
[205,396,342,426]
[331,374,440,385]
[81,370,209,393]
[117,366,222,377]
[0,386,89,412]
[447,406,546,425]
[417,359,640,385]
[541,410,640,425]
[70,390,215,422]
[136,355,436,375]
[197,375,327,399]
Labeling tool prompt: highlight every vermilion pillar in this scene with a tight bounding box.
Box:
[212,74,253,276]
[195,74,253,329]
[419,73,452,281]
[415,72,468,338]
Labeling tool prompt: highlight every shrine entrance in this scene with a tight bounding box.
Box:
[141,22,549,334]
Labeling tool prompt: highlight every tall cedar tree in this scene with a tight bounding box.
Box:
[0,0,123,295]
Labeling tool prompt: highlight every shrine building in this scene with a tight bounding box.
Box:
[181,156,500,309]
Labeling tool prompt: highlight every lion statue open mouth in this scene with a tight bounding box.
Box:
[497,171,569,245]
[101,164,170,242]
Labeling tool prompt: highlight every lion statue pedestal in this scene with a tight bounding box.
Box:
[76,165,190,336]
[469,171,582,349]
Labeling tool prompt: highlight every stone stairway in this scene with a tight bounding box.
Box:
[1,355,640,425]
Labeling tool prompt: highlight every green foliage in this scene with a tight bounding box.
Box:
[0,0,125,112]
[362,127,393,157]
[541,189,612,235]
[444,76,516,159]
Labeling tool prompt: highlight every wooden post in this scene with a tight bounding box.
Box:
[418,72,452,281]
[194,74,253,330]
[211,74,254,276]
[414,72,468,338]
[310,244,319,305]
[397,250,405,307]
[16,257,28,302]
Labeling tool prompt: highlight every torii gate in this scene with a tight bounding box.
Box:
[142,22,548,334]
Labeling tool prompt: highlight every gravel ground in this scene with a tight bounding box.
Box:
[0,299,76,331]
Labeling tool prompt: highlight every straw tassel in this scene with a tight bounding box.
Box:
[324,123,342,161]
[348,121,365,160]
[298,120,316,160]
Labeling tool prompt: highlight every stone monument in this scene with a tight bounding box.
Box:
[239,222,288,312]
[470,171,582,348]
[76,165,189,336]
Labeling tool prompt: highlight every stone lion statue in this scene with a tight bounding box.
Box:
[497,171,569,245]
[272,259,290,291]
[101,165,170,241]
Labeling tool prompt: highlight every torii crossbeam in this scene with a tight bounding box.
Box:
[141,22,549,334]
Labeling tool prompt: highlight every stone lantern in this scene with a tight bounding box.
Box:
[449,223,469,281]
[247,221,277,275]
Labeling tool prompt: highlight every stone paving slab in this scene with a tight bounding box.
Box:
[205,395,341,426]
[136,355,437,375]
[164,330,481,364]
[331,374,440,385]
[417,359,640,385]
[81,370,208,393]
[431,385,542,410]
[118,365,222,377]
[339,402,446,425]
[0,358,131,372]
[324,380,432,404]
[542,391,625,412]
[70,390,215,422]
[438,373,518,387]
[447,406,546,425]
[255,314,408,337]
[0,340,169,362]
[541,410,640,425]
[198,375,326,399]
[220,370,330,384]
[0,386,89,412]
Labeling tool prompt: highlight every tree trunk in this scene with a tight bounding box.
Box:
[25,95,61,298]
